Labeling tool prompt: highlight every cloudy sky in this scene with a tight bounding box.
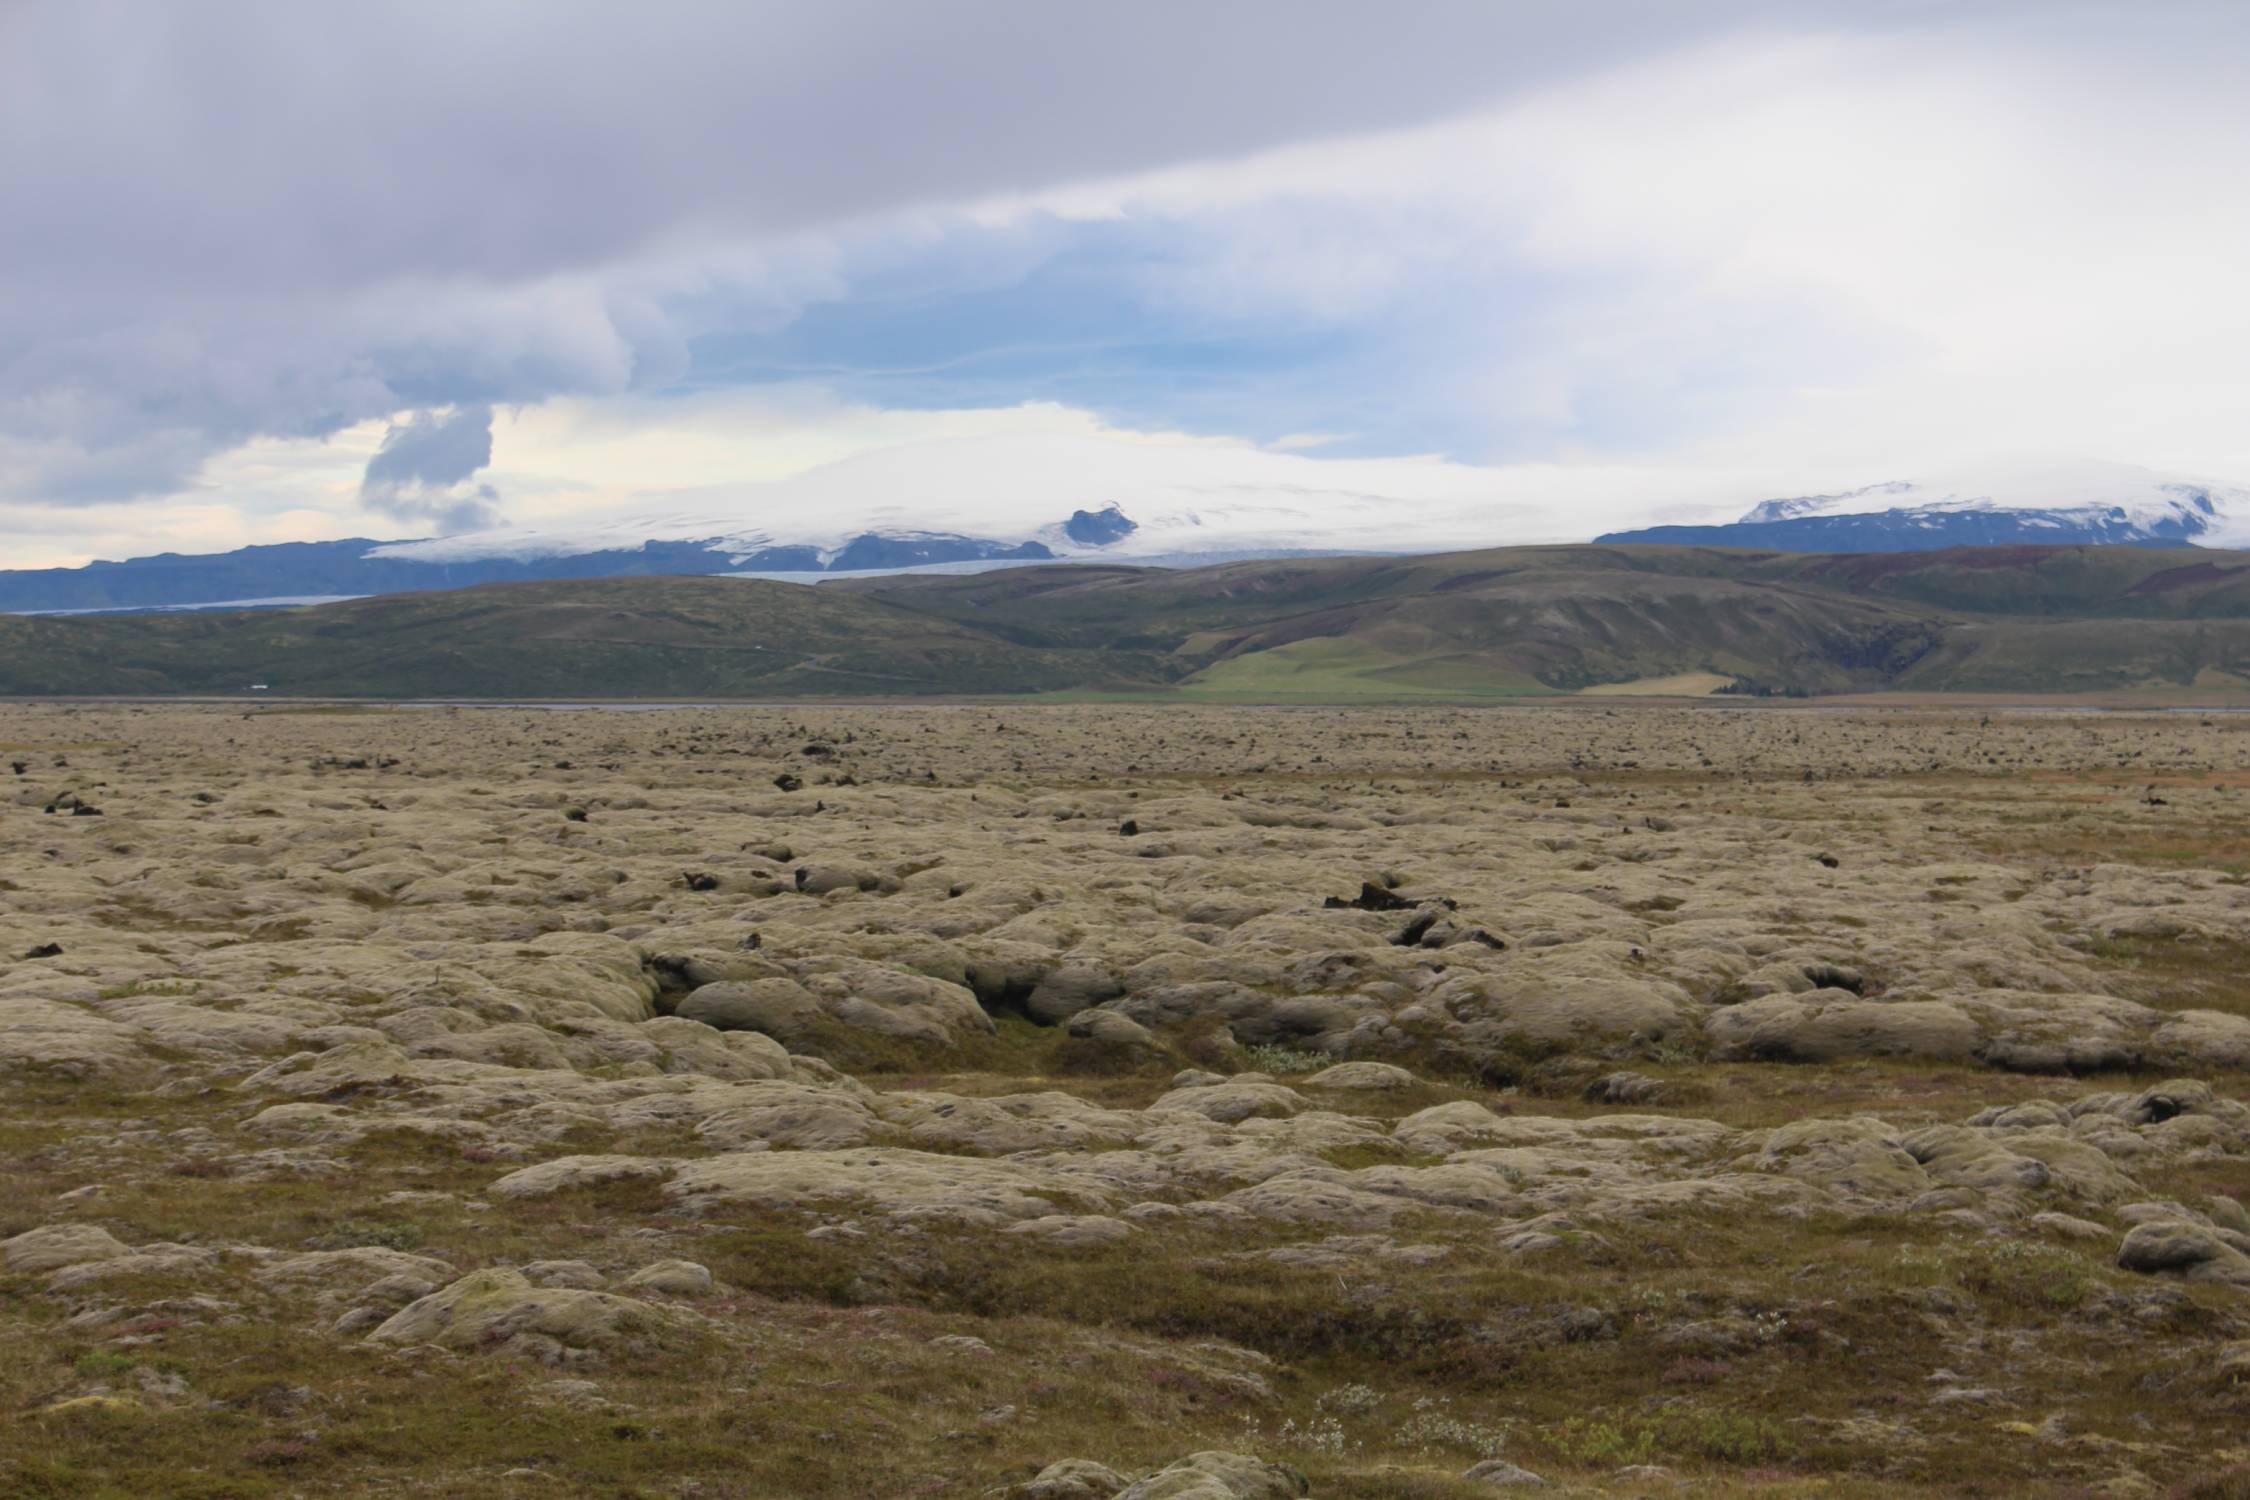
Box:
[4,0,2248,567]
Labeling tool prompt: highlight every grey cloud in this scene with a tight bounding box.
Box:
[0,2,1779,295]
[364,405,495,493]
[0,0,2215,510]
[360,406,503,533]
[364,482,503,534]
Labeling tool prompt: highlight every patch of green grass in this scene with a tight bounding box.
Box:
[1179,638,1559,704]
[1959,1239,2102,1311]
[2078,933,2250,1019]
[2175,1465,2250,1500]
[1537,1407,1795,1467]
[301,1218,426,1252]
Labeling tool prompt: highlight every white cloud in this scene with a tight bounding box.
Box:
[5,1,2247,551]
[4,0,1745,507]
[379,390,1835,563]
[961,18,2250,478]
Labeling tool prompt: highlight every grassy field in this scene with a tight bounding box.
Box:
[1176,637,1562,702]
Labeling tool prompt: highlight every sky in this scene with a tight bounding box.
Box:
[3,0,2249,568]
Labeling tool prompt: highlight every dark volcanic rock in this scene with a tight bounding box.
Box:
[1062,504,1137,547]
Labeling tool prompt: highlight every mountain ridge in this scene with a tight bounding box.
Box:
[10,457,2249,614]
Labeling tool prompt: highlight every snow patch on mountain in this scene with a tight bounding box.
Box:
[1731,460,2241,539]
[361,431,1718,569]
[11,442,2250,615]
[1598,459,2250,553]
[1740,481,1918,524]
[363,446,2250,575]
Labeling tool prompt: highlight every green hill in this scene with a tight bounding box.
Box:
[0,576,1166,698]
[11,543,2250,699]
[850,544,2250,697]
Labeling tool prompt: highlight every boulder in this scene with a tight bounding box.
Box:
[1002,1215,1133,1248]
[793,864,883,896]
[2028,1211,2111,1240]
[1584,1071,1669,1106]
[1026,965,1126,1025]
[521,1260,607,1289]
[1303,1062,1415,1091]
[1057,1007,1166,1073]
[0,1000,147,1082]
[485,1155,672,1199]
[674,979,822,1039]
[0,1223,131,1274]
[1464,1459,1551,1488]
[1114,1452,1309,1500]
[1471,976,1694,1048]
[1751,1118,1931,1202]
[1709,996,1980,1064]
[666,1147,1100,1227]
[622,1259,715,1296]
[694,1085,881,1151]
[1019,1459,1133,1499]
[367,1267,692,1359]
[2116,1221,2250,1284]
[2150,1010,2250,1072]
[254,1248,453,1286]
[46,1242,217,1289]
[1148,1080,1307,1124]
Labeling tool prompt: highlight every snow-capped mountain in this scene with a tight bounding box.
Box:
[364,450,2250,571]
[5,449,2249,613]
[1737,481,1920,524]
[1600,460,2249,552]
[355,429,1624,570]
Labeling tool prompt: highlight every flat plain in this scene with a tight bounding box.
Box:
[4,699,2250,1499]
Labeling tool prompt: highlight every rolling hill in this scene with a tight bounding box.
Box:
[9,542,2250,699]
[0,576,1166,698]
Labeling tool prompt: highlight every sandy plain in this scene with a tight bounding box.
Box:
[3,699,2250,1499]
